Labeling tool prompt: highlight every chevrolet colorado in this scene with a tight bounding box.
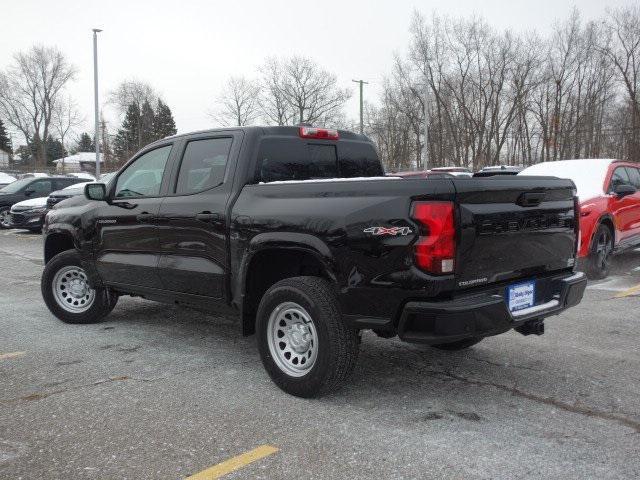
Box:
[41,126,587,397]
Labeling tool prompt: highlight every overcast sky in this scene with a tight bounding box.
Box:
[1,0,634,141]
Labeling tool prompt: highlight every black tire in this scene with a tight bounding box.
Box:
[256,276,359,398]
[431,337,483,351]
[41,250,117,324]
[0,207,10,229]
[586,224,613,280]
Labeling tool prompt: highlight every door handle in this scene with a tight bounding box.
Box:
[136,212,155,222]
[195,212,220,222]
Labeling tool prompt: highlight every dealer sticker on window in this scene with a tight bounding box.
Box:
[507,280,536,313]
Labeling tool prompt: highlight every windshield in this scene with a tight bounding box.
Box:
[0,178,32,194]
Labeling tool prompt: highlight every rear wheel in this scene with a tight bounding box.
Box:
[256,276,359,398]
[41,250,117,324]
[587,224,613,280]
[431,337,483,351]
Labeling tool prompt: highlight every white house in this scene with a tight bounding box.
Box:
[0,147,10,167]
[54,152,104,173]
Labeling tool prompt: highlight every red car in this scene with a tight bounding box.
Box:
[520,159,640,279]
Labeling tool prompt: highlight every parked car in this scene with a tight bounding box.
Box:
[68,172,96,181]
[17,172,50,179]
[6,196,48,232]
[0,176,84,228]
[0,172,17,188]
[473,165,523,177]
[430,166,473,177]
[519,158,640,279]
[389,170,454,179]
[47,173,116,210]
[41,126,586,397]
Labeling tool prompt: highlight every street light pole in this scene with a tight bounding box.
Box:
[423,81,430,170]
[352,79,368,135]
[93,28,102,178]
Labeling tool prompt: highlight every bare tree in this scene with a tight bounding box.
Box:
[0,45,76,168]
[602,5,640,160]
[281,56,351,125]
[211,76,261,126]
[258,58,298,126]
[52,96,83,156]
[108,79,158,116]
[259,57,351,127]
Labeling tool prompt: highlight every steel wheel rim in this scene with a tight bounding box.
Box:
[267,302,318,377]
[52,265,96,313]
[0,210,9,227]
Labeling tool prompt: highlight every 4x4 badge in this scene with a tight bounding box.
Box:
[364,226,413,236]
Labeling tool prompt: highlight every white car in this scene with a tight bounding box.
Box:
[5,196,49,232]
[68,172,96,181]
[0,172,16,188]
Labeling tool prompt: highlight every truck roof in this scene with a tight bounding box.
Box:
[160,125,371,143]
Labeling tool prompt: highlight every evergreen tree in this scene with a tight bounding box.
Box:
[45,136,65,164]
[114,103,141,161]
[0,118,12,154]
[139,100,155,147]
[153,100,177,139]
[75,132,95,153]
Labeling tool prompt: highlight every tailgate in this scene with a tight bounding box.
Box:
[453,176,577,290]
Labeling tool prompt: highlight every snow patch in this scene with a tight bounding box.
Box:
[518,159,615,201]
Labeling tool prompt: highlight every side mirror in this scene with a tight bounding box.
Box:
[85,183,107,201]
[24,188,35,197]
[613,183,637,198]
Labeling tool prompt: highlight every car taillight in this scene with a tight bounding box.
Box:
[411,201,456,274]
[298,126,339,140]
[573,196,581,252]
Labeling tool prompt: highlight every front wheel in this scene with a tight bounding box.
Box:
[586,224,613,280]
[256,276,359,398]
[41,250,117,324]
[0,207,10,229]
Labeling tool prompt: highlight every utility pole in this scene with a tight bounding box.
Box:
[423,82,430,170]
[92,28,102,178]
[100,115,108,170]
[352,79,368,135]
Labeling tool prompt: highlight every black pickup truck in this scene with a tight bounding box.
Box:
[41,126,587,397]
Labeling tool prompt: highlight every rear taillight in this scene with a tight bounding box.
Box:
[411,201,456,275]
[298,126,339,140]
[573,196,581,252]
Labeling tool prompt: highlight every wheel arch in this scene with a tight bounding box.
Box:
[591,214,616,250]
[44,230,77,264]
[237,233,338,336]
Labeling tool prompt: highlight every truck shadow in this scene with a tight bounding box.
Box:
[104,299,579,413]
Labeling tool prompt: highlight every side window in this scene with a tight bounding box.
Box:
[609,167,630,192]
[175,138,233,195]
[624,167,640,189]
[114,145,172,198]
[31,180,53,194]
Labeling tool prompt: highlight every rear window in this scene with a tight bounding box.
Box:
[256,138,382,183]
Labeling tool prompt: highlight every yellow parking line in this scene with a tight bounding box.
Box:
[0,351,25,360]
[186,445,279,480]
[614,283,640,298]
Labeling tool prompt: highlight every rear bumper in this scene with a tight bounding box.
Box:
[397,271,587,344]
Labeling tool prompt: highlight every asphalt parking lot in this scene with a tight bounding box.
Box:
[1,229,639,479]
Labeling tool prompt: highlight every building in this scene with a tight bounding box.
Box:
[0,147,10,167]
[54,152,104,174]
